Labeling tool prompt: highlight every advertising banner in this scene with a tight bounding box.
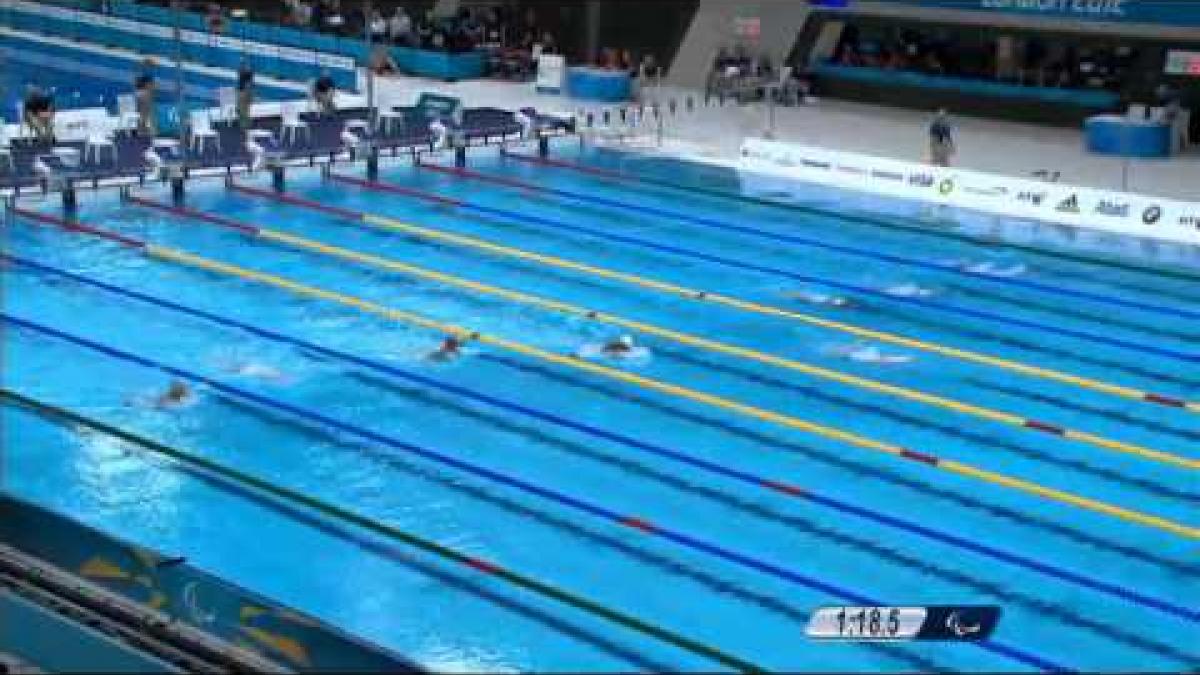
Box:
[740,138,1200,246]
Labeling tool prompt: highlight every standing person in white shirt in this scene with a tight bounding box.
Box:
[389,8,412,46]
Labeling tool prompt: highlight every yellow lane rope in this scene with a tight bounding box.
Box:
[346,213,1200,416]
[246,228,1198,471]
[143,243,1200,540]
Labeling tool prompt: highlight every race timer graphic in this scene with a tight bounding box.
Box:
[806,606,1002,642]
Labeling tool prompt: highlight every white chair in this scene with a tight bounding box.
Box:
[116,94,140,133]
[15,101,31,140]
[84,117,117,165]
[280,103,309,146]
[188,111,221,156]
[216,87,237,125]
[0,124,13,171]
[375,92,406,136]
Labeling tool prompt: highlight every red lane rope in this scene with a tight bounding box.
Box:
[12,208,147,249]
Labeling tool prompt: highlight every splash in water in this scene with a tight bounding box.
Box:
[963,261,1027,278]
[785,290,854,307]
[884,282,937,298]
[825,342,913,365]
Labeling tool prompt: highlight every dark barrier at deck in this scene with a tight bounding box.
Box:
[0,491,415,672]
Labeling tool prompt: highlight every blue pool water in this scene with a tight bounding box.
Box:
[3,139,1199,672]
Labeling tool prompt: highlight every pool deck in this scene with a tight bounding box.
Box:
[369,75,1200,203]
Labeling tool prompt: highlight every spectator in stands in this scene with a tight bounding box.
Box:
[481,8,501,47]
[1022,37,1047,85]
[619,50,636,74]
[327,0,346,35]
[22,85,55,144]
[639,54,659,81]
[311,69,337,116]
[236,64,254,129]
[415,11,434,48]
[389,7,413,46]
[205,3,225,34]
[367,8,387,41]
[288,0,313,27]
[310,0,324,28]
[928,108,955,166]
[520,7,539,46]
[282,0,299,25]
[134,61,157,137]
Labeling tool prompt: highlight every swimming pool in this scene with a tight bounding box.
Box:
[3,139,1198,672]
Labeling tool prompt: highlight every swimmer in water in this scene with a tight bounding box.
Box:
[221,359,286,382]
[828,343,913,365]
[601,334,636,357]
[154,380,192,409]
[884,282,936,298]
[962,261,1026,278]
[429,335,463,362]
[785,290,854,307]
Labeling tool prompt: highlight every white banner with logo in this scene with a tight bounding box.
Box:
[535,54,566,94]
[739,138,1200,246]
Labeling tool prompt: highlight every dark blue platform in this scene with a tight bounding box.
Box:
[1,106,574,195]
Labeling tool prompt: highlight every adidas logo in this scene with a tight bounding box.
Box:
[1056,194,1079,213]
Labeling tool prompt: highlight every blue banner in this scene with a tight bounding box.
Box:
[863,1,1200,26]
[0,494,414,673]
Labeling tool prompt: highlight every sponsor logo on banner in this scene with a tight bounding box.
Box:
[1017,191,1047,206]
[908,173,935,187]
[871,170,904,181]
[1142,206,1163,225]
[1180,214,1200,228]
[938,178,955,195]
[838,165,866,175]
[1095,199,1130,217]
[801,159,831,170]
[1056,194,1080,213]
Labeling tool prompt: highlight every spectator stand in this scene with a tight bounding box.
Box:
[5,0,358,91]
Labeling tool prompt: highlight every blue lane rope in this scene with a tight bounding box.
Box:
[2,312,1068,673]
[9,256,1196,626]
[335,176,1198,364]
[429,165,1200,322]
[498,150,1200,299]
